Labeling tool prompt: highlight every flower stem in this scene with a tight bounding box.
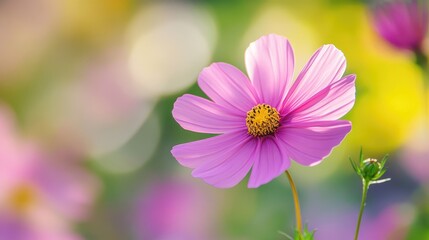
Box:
[414,48,429,118]
[285,170,302,233]
[414,48,428,73]
[354,180,370,240]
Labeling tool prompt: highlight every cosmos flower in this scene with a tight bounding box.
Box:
[371,0,428,51]
[171,34,355,188]
[0,104,99,240]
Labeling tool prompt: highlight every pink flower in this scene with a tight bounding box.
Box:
[372,0,428,51]
[0,104,99,240]
[171,34,356,188]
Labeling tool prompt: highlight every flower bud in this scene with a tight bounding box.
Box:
[362,158,383,182]
[350,149,390,184]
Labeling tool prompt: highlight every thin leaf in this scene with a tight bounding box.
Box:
[278,231,294,240]
[370,178,391,184]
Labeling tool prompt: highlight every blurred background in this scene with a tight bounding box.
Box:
[0,0,428,239]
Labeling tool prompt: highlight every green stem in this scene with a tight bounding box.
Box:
[285,171,302,233]
[354,180,370,240]
[414,48,429,118]
[414,48,428,72]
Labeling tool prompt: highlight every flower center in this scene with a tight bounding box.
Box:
[9,185,36,212]
[246,104,280,137]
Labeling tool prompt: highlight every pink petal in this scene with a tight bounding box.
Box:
[284,45,346,113]
[375,4,412,49]
[198,62,258,112]
[277,120,351,166]
[248,137,291,188]
[288,74,356,123]
[391,1,426,48]
[374,12,400,45]
[171,131,249,168]
[245,34,295,110]
[172,94,246,134]
[171,132,256,188]
[374,1,428,50]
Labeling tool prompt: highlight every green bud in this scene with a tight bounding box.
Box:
[362,158,382,181]
[350,149,390,185]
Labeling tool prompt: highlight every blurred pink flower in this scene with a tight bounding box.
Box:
[134,179,217,240]
[372,0,428,51]
[0,104,99,240]
[171,34,355,188]
[0,213,81,240]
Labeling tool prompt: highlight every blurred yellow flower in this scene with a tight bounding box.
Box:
[59,0,132,45]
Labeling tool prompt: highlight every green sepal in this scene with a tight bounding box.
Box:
[279,225,316,240]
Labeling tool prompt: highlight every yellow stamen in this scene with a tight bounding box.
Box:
[246,104,280,137]
[9,185,36,212]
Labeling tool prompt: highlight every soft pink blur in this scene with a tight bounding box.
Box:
[134,178,218,240]
[400,118,429,183]
[311,204,414,240]
[0,104,100,240]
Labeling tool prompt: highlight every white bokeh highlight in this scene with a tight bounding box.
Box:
[127,3,217,98]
